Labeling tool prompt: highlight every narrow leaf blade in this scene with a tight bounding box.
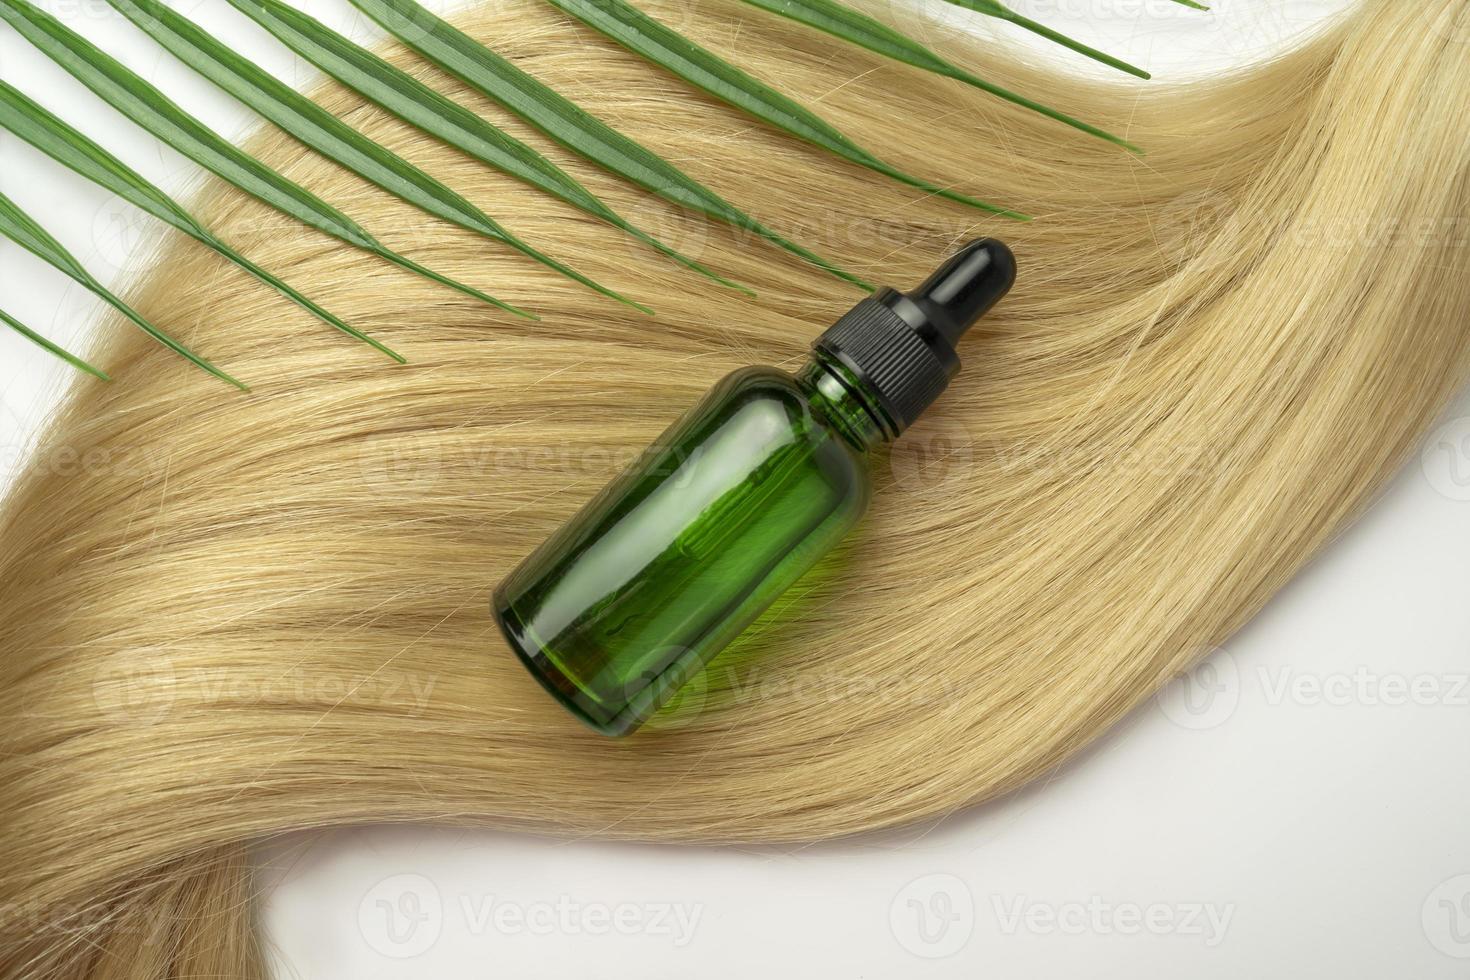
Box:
[0,307,110,380]
[201,236,405,362]
[739,0,1141,154]
[0,189,246,389]
[226,0,749,294]
[938,0,1151,79]
[0,0,525,315]
[0,78,403,360]
[349,0,873,290]
[105,0,644,312]
[542,0,1026,217]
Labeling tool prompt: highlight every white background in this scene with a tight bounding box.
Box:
[5,1,1470,977]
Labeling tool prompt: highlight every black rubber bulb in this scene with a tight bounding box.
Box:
[909,238,1017,348]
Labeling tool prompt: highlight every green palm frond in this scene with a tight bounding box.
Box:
[0,79,402,362]
[543,0,1026,217]
[739,0,1141,154]
[102,0,647,314]
[0,308,110,380]
[0,0,531,319]
[223,0,751,296]
[2,0,1201,380]
[0,190,245,389]
[349,0,874,290]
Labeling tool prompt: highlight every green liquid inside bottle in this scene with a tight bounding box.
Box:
[493,240,1016,735]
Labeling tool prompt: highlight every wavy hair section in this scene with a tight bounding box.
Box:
[1,0,1468,975]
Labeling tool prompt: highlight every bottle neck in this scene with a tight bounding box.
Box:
[799,353,896,451]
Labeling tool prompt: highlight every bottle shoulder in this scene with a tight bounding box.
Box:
[712,364,804,397]
[701,366,807,425]
[707,366,846,438]
[689,367,871,500]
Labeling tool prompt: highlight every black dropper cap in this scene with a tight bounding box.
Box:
[814,238,1015,436]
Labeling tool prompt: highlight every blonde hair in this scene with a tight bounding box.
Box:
[2,0,1468,974]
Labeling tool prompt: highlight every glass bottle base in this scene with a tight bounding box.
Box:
[492,593,639,737]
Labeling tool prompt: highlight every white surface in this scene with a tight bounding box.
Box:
[5,1,1468,978]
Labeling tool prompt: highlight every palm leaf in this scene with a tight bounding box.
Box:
[0,80,402,362]
[104,0,648,314]
[936,0,1151,78]
[0,307,110,380]
[0,0,530,319]
[0,190,245,389]
[739,0,1141,154]
[542,0,1026,217]
[349,0,873,290]
[225,0,751,296]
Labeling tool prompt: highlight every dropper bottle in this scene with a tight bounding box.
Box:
[493,239,1017,735]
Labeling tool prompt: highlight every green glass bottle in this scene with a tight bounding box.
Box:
[494,239,1016,735]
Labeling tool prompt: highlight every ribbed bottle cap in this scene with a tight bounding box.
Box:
[814,239,1015,434]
